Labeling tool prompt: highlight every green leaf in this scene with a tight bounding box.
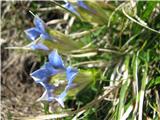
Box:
[146,77,160,89]
[141,2,157,22]
[42,28,83,54]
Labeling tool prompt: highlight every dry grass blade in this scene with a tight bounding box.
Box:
[46,19,66,25]
[23,113,69,120]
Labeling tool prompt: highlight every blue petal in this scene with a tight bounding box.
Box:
[43,62,60,75]
[77,1,90,11]
[65,83,77,91]
[66,66,78,85]
[34,15,46,33]
[55,90,67,107]
[25,28,41,41]
[40,81,55,91]
[64,2,80,16]
[37,90,54,102]
[30,68,52,83]
[30,43,49,50]
[48,51,65,69]
[59,90,67,99]
[40,33,52,40]
[77,0,96,13]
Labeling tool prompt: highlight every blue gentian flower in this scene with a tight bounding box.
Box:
[77,0,90,11]
[25,15,52,50]
[31,50,78,107]
[55,90,67,107]
[66,66,78,86]
[38,81,55,101]
[30,42,49,51]
[25,15,52,41]
[77,0,96,13]
[63,0,95,17]
[64,0,80,16]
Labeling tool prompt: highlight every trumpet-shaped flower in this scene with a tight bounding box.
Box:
[63,0,95,18]
[25,15,51,41]
[37,81,55,101]
[30,42,49,51]
[77,0,96,14]
[77,0,90,11]
[63,0,80,16]
[31,50,78,107]
[25,15,52,50]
